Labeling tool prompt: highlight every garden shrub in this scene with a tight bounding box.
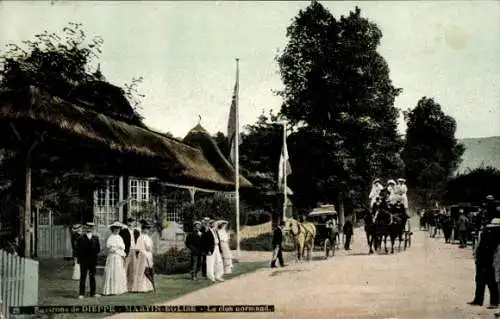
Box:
[154,247,192,274]
[229,231,295,252]
[246,210,272,226]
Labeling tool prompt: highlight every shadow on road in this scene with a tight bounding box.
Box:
[269,269,304,277]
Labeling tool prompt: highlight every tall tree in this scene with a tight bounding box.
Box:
[238,111,283,213]
[276,3,402,213]
[401,97,465,207]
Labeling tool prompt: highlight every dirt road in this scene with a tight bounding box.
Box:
[106,219,496,319]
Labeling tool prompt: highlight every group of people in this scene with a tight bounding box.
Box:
[184,217,233,281]
[70,217,154,299]
[369,178,408,210]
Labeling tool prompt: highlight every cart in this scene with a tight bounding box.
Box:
[306,205,339,259]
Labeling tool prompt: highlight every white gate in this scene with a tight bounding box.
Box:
[36,210,71,258]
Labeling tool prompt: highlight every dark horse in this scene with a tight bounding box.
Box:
[364,212,376,254]
[367,201,409,254]
[388,204,410,253]
[373,209,391,253]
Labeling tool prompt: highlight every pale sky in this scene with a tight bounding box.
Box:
[0,1,499,139]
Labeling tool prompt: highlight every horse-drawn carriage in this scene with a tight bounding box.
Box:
[306,205,339,258]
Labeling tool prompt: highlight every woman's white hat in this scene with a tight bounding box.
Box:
[397,178,406,182]
[109,221,125,229]
[387,179,396,185]
[214,220,228,227]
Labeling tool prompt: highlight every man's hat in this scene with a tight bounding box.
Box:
[373,178,381,184]
[193,220,201,226]
[71,224,82,232]
[387,179,396,185]
[397,178,406,182]
[85,222,95,227]
[486,195,495,201]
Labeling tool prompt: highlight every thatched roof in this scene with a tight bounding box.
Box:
[0,86,243,191]
[68,81,145,127]
[183,124,252,189]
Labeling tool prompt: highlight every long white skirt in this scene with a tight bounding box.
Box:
[72,258,80,280]
[206,247,224,280]
[219,241,233,274]
[131,251,154,293]
[102,253,128,296]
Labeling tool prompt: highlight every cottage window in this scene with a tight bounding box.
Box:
[140,180,149,201]
[94,178,119,225]
[129,178,149,213]
[164,200,182,223]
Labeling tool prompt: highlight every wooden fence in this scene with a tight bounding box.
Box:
[0,250,38,319]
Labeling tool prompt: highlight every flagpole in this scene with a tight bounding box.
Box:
[235,58,241,260]
[282,121,287,222]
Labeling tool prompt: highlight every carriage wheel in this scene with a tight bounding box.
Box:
[324,239,331,258]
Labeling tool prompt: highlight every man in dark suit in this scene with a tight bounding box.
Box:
[271,221,286,268]
[76,222,100,299]
[343,218,354,250]
[468,218,500,309]
[199,217,211,277]
[185,221,203,280]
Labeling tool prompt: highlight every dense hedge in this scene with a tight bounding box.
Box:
[153,247,192,274]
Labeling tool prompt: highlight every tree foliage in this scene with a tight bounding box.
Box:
[401,97,465,207]
[0,23,147,228]
[0,22,145,119]
[444,166,500,205]
[275,3,403,210]
[180,196,249,232]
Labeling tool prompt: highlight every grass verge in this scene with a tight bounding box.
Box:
[38,259,266,319]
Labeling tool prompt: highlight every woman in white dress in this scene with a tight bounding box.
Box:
[131,220,154,293]
[386,179,397,205]
[216,220,233,274]
[102,221,128,296]
[396,178,409,209]
[368,179,384,208]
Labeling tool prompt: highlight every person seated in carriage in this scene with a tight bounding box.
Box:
[369,178,384,208]
[395,178,409,210]
[325,214,338,229]
[386,179,398,206]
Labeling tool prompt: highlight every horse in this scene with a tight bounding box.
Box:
[373,209,391,253]
[363,211,377,254]
[287,218,317,262]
